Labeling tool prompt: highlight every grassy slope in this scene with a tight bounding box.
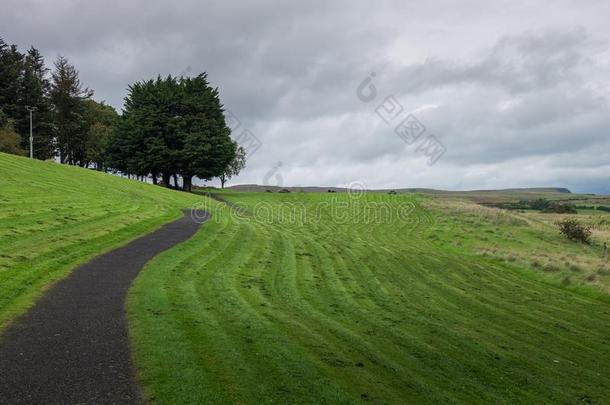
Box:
[424,198,610,294]
[129,191,610,404]
[0,152,202,329]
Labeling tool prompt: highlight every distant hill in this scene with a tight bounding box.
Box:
[469,187,572,194]
[221,184,585,205]
[227,184,573,195]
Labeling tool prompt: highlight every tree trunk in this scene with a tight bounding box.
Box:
[152,175,158,185]
[161,173,171,188]
[183,175,192,192]
[172,174,179,189]
[220,175,226,189]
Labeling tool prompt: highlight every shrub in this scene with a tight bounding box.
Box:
[568,264,582,273]
[496,199,579,213]
[530,198,551,210]
[0,120,25,156]
[491,201,531,210]
[598,268,610,276]
[492,198,551,211]
[543,264,560,272]
[543,203,577,214]
[557,219,591,244]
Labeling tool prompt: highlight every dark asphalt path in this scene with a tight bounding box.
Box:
[0,210,209,404]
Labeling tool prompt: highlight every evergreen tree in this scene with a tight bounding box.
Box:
[176,74,235,191]
[17,47,55,159]
[108,77,178,182]
[1,40,104,162]
[50,56,93,165]
[0,39,24,121]
[107,73,235,191]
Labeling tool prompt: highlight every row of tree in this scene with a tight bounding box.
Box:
[0,38,117,165]
[0,37,246,190]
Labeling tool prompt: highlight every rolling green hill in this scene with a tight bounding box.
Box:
[129,190,610,404]
[0,152,202,329]
[2,152,610,403]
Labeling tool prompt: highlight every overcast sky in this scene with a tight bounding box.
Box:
[3,0,610,193]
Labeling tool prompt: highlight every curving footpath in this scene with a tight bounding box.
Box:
[0,210,209,404]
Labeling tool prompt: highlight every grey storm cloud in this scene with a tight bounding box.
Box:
[393,28,593,95]
[2,0,609,193]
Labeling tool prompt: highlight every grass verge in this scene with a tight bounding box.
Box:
[0,152,202,330]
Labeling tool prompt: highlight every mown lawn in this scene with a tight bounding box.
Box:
[129,191,610,404]
[0,152,202,329]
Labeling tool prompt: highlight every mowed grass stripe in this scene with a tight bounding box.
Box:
[128,191,610,403]
[370,224,609,370]
[288,223,529,402]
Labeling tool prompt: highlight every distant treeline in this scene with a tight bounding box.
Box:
[490,198,610,214]
[579,205,610,213]
[0,38,117,166]
[0,36,245,191]
[490,198,578,214]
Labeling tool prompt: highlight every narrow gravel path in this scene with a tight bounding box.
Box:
[0,210,208,404]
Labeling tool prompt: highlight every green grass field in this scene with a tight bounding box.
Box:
[2,152,610,403]
[129,191,610,404]
[0,152,201,329]
[423,198,610,294]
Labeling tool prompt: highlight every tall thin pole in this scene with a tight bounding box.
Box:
[25,106,37,159]
[29,109,33,159]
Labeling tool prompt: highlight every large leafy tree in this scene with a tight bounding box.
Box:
[50,56,93,165]
[81,99,118,170]
[177,74,235,191]
[108,74,235,191]
[108,77,179,183]
[219,144,246,188]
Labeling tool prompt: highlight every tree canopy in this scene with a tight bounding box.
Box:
[1,36,242,191]
[50,55,94,165]
[220,145,246,188]
[107,74,236,191]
